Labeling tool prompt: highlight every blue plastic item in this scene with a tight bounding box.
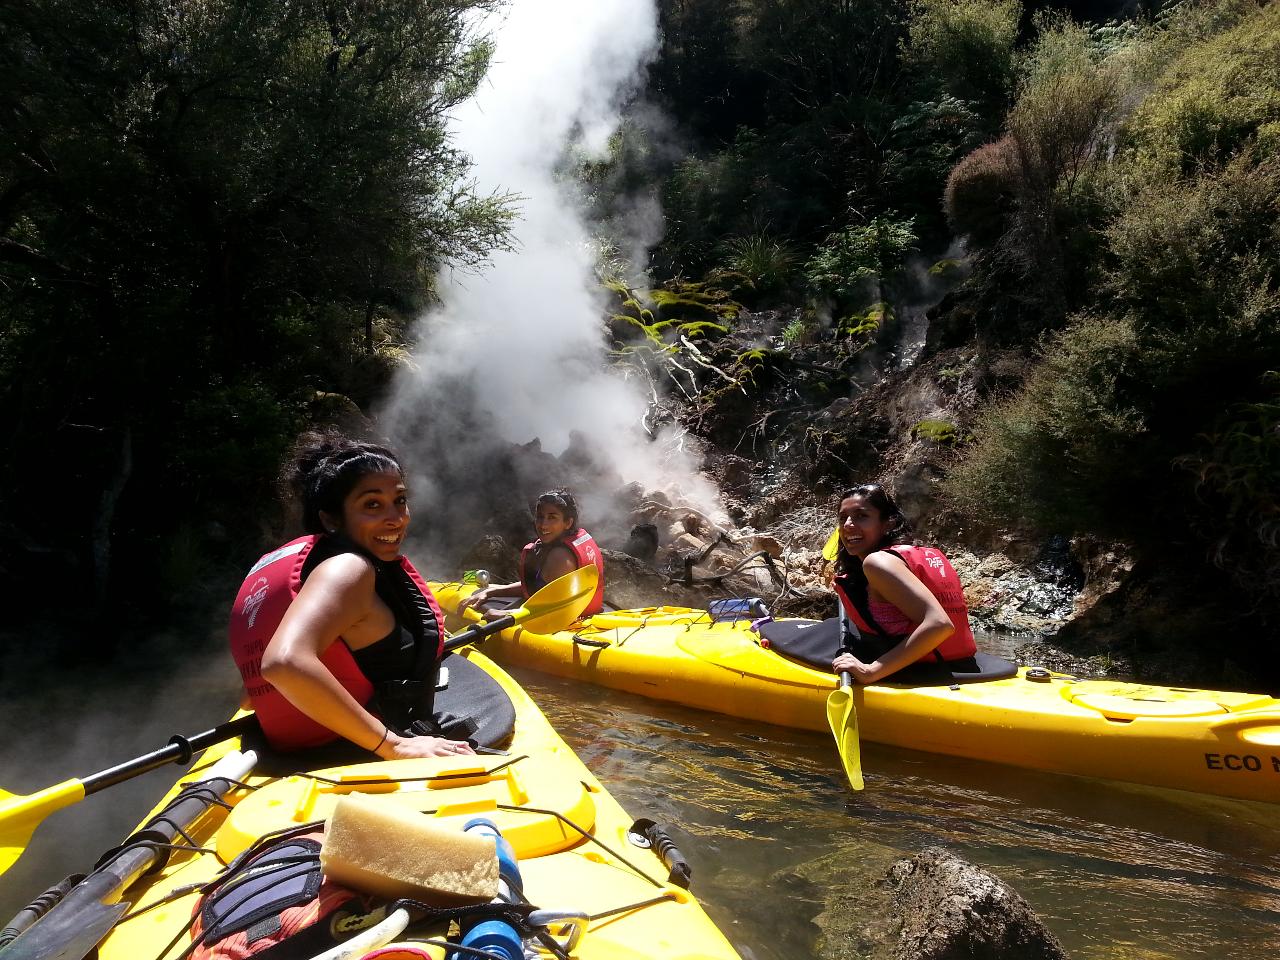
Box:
[452,818,524,960]
[709,597,768,622]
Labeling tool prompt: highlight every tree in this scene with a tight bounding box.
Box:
[0,0,512,611]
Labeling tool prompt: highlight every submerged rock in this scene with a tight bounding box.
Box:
[885,847,1067,960]
[810,846,1067,960]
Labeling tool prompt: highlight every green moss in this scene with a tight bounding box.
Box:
[839,302,890,338]
[677,320,729,340]
[611,314,664,345]
[912,419,960,444]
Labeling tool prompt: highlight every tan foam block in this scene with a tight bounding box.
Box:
[320,795,498,904]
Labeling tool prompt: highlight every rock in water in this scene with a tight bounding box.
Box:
[887,847,1067,960]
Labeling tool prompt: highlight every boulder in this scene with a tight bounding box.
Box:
[886,847,1067,960]
[618,523,659,563]
[599,549,715,610]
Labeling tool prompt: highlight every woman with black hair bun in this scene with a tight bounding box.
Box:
[460,488,605,618]
[830,483,978,683]
[227,430,474,759]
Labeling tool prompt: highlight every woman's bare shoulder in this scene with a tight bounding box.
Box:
[302,551,377,594]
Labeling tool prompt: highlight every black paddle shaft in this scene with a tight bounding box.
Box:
[442,613,516,653]
[80,714,257,797]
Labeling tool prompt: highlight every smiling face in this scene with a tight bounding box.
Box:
[321,470,409,561]
[534,501,574,544]
[837,493,895,560]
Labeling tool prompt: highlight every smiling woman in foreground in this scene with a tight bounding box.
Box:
[831,483,979,684]
[228,430,474,758]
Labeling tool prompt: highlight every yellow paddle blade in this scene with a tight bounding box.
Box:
[514,564,600,633]
[825,682,864,791]
[822,528,841,562]
[0,778,87,875]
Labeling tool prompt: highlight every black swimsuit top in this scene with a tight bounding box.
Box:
[348,624,417,683]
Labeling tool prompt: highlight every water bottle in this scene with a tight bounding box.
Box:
[454,818,523,960]
[709,598,765,622]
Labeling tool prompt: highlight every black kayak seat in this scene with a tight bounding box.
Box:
[756,617,1018,686]
[240,652,516,776]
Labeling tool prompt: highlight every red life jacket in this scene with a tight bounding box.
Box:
[519,527,605,616]
[228,535,445,751]
[833,544,977,662]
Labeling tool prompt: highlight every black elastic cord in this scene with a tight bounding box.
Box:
[588,892,679,921]
[492,802,663,888]
[303,754,526,788]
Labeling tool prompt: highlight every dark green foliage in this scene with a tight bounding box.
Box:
[945,2,1280,657]
[901,0,1021,118]
[0,0,510,611]
[805,215,918,308]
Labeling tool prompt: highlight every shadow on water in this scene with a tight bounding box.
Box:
[2,636,1279,960]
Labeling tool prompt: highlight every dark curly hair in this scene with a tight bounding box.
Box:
[283,430,404,535]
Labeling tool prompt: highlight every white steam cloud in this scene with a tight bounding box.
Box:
[383,0,723,564]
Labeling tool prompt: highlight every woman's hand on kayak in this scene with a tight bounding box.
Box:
[457,589,490,614]
[832,652,881,684]
[377,733,476,760]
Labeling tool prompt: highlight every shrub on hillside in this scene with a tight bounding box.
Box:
[1121,1,1280,172]
[944,135,1021,245]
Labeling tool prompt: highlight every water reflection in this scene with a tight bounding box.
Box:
[513,667,1280,960]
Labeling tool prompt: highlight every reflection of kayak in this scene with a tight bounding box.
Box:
[432,584,1280,805]
[3,650,742,960]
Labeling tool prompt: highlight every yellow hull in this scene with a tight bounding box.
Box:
[432,584,1280,805]
[94,649,742,960]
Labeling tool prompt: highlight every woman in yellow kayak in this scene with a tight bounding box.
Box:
[228,430,474,758]
[459,488,605,618]
[830,483,978,683]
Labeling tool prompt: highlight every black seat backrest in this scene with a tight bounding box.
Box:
[757,617,1018,685]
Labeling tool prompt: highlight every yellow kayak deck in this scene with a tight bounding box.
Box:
[94,649,741,960]
[432,585,1280,805]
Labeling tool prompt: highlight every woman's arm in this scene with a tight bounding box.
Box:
[832,553,954,684]
[457,580,524,614]
[262,555,472,758]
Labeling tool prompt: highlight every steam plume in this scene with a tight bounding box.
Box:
[382,0,722,566]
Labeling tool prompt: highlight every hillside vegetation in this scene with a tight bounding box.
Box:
[1,0,1275,685]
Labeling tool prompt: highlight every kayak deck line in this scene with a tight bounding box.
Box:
[432,582,1280,806]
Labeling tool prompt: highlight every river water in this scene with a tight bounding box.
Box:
[2,632,1278,959]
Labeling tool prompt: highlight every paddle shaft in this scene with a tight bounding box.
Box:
[79,714,258,797]
[442,613,516,653]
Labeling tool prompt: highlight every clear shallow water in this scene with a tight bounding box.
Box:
[2,644,1279,960]
[512,667,1280,960]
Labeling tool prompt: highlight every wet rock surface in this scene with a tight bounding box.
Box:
[803,846,1068,960]
[884,847,1068,960]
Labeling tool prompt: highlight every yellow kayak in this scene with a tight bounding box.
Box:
[2,649,741,960]
[431,584,1280,805]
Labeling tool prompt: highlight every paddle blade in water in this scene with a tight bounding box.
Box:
[0,780,87,876]
[825,682,864,791]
